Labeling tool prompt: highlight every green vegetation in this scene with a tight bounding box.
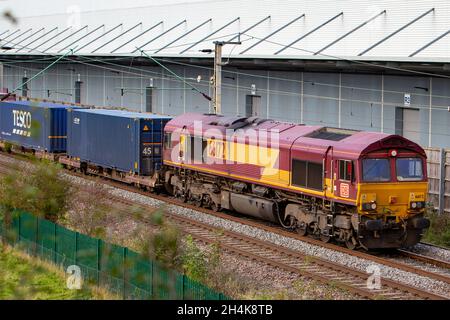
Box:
[66,182,109,238]
[137,207,184,270]
[0,160,70,223]
[0,244,108,300]
[2,142,13,153]
[423,209,450,248]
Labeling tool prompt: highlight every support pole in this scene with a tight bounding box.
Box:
[428,77,433,147]
[211,40,241,114]
[213,42,223,114]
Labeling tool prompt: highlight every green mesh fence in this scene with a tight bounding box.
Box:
[125,250,152,300]
[18,211,37,255]
[76,233,99,283]
[37,217,56,262]
[55,224,77,268]
[0,211,229,300]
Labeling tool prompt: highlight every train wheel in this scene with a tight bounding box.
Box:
[297,226,307,237]
[211,203,221,212]
[296,222,307,236]
[194,196,203,207]
[345,240,357,250]
[320,234,332,243]
[345,235,358,250]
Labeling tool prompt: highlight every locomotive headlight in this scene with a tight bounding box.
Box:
[362,202,377,211]
[410,201,425,210]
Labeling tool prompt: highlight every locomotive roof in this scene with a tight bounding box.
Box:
[165,113,425,158]
[73,108,172,120]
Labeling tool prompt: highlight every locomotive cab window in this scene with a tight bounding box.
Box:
[362,158,390,182]
[292,159,323,190]
[396,158,423,181]
[339,160,354,182]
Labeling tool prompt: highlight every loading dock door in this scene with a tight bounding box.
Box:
[245,95,261,117]
[402,108,420,143]
[395,107,420,143]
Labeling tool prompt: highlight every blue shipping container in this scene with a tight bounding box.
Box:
[0,100,79,153]
[67,109,172,176]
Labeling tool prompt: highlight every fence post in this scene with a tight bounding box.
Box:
[123,247,127,300]
[151,260,154,300]
[75,232,78,266]
[439,148,445,214]
[34,215,38,256]
[182,274,186,300]
[53,223,57,264]
[97,239,101,286]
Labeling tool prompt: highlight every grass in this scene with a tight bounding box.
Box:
[0,244,113,300]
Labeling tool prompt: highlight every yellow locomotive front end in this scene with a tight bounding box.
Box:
[355,148,430,249]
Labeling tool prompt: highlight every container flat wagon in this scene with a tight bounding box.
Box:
[0,100,80,158]
[60,108,172,188]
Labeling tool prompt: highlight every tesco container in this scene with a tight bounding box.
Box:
[0,100,79,153]
[67,109,172,176]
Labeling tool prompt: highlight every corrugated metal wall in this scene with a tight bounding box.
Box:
[3,61,450,148]
[1,0,449,59]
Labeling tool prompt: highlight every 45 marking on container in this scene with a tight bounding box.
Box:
[142,146,152,156]
[12,110,32,137]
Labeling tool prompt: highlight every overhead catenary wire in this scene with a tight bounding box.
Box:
[137,48,212,101]
[1,48,76,101]
[1,38,450,138]
[3,32,450,102]
[2,51,450,114]
[2,40,450,113]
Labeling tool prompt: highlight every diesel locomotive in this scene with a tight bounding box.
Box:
[162,113,430,250]
[0,100,430,250]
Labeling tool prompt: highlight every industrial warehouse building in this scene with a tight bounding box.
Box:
[0,0,449,148]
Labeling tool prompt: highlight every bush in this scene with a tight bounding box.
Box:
[0,159,70,222]
[423,209,450,248]
[136,210,184,270]
[3,142,13,153]
[66,182,109,238]
[182,235,209,282]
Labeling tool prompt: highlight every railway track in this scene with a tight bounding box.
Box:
[397,249,450,270]
[0,152,449,299]
[103,193,447,300]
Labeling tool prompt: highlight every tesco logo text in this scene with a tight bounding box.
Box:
[12,110,32,129]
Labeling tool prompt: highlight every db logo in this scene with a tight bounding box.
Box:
[340,183,349,198]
